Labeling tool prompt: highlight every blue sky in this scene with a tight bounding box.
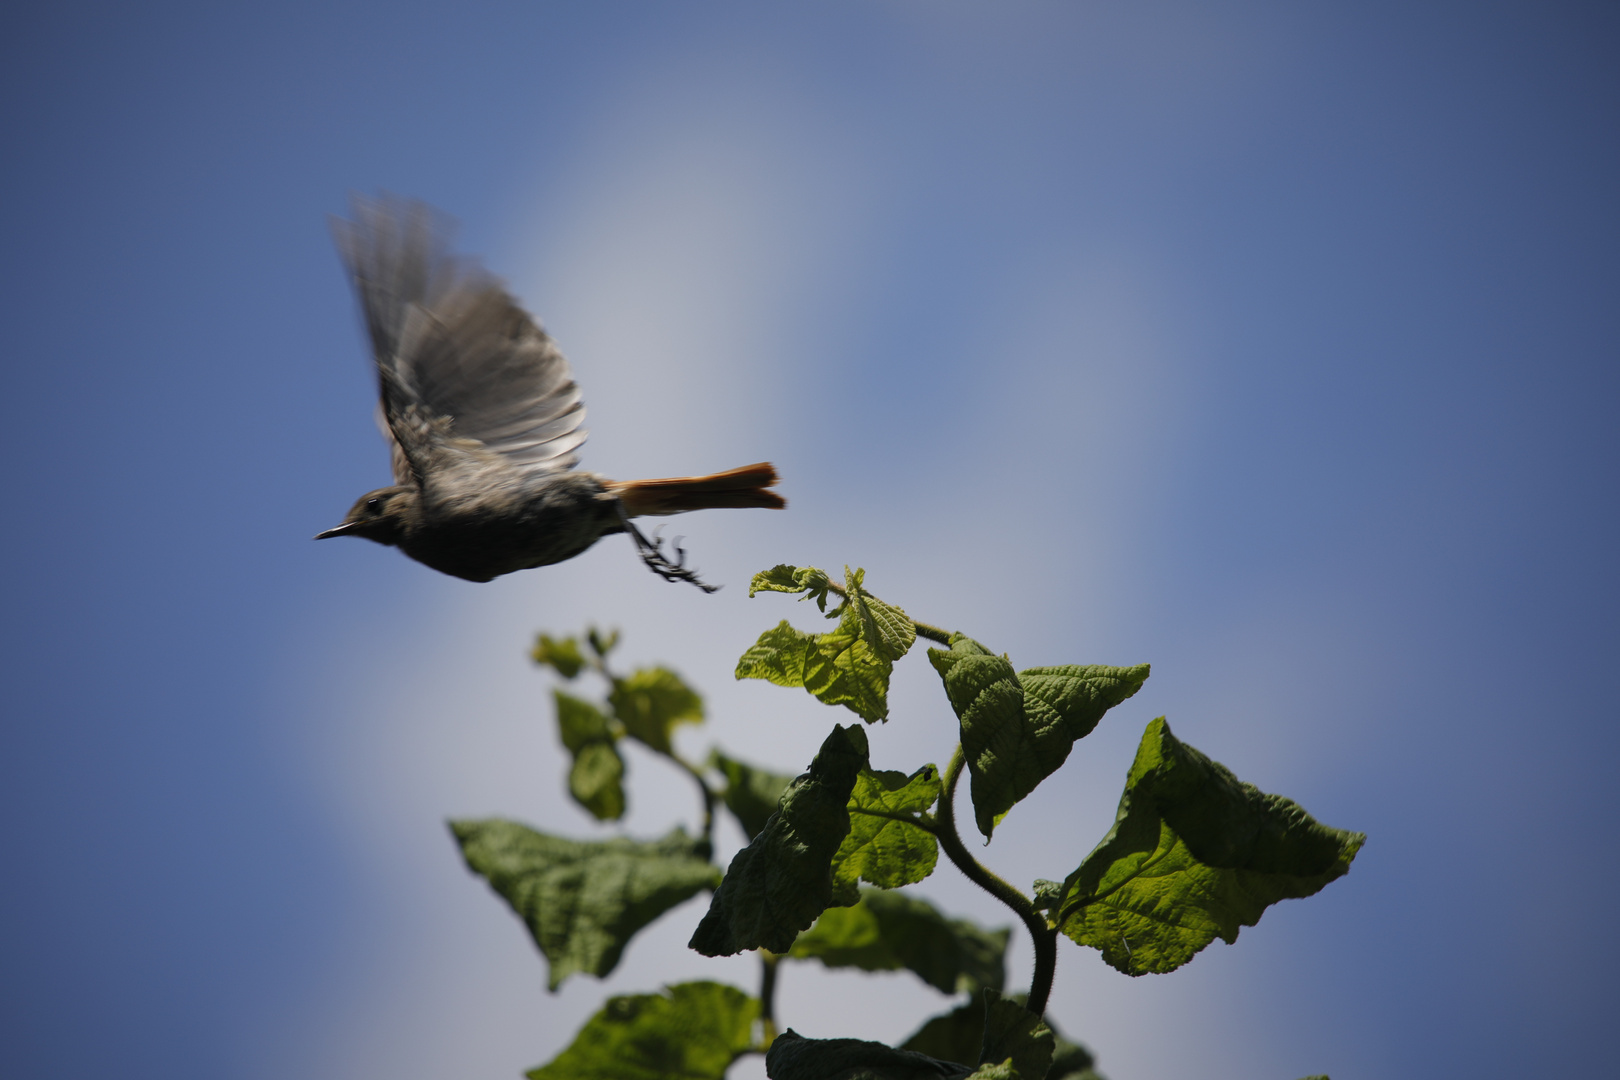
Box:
[3,3,1616,1078]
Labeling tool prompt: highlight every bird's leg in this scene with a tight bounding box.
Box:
[615,504,720,593]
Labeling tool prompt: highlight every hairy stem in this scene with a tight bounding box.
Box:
[824,580,952,644]
[936,746,1059,1016]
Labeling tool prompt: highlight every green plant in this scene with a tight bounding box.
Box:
[452,565,1363,1079]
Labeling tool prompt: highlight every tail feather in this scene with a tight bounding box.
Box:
[607,462,785,517]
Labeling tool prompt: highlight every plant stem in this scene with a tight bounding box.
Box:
[935,746,1059,1017]
[589,652,717,852]
[823,581,952,644]
[757,950,780,1049]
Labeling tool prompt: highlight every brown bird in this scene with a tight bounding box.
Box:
[316,197,784,589]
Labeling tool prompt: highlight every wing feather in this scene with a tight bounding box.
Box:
[332,196,588,487]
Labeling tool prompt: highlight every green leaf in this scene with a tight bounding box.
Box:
[531,633,585,678]
[902,995,1100,1079]
[689,725,869,956]
[450,820,720,990]
[554,691,626,821]
[609,666,703,756]
[979,991,1053,1080]
[750,564,833,609]
[1053,718,1366,975]
[1046,1036,1103,1080]
[843,566,917,662]
[765,1029,976,1080]
[928,635,1147,840]
[711,751,796,842]
[833,765,941,890]
[1018,663,1152,757]
[788,888,1008,995]
[568,742,627,821]
[527,981,757,1080]
[738,565,914,723]
[737,619,894,724]
[900,997,986,1069]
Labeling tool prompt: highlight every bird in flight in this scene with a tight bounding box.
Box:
[317,197,783,590]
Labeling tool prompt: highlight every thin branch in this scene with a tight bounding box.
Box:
[671,753,718,854]
[935,746,1060,1017]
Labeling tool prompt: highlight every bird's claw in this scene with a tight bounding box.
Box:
[618,510,719,593]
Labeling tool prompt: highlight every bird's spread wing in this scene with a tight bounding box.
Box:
[331,196,588,489]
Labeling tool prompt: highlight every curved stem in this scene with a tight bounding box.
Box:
[672,754,718,854]
[935,746,1059,1017]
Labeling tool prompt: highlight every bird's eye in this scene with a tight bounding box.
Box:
[366,497,382,512]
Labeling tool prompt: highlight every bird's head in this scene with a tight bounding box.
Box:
[315,486,417,546]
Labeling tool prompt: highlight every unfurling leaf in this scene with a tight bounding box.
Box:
[711,751,796,841]
[531,633,586,678]
[833,765,941,890]
[750,564,833,609]
[689,725,869,956]
[765,1029,975,1080]
[528,981,757,1080]
[554,691,625,821]
[979,991,1054,1080]
[1053,718,1365,975]
[928,634,1148,840]
[788,888,1008,995]
[450,820,719,990]
[609,665,703,756]
[737,565,916,723]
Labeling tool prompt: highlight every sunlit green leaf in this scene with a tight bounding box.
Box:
[527,981,757,1080]
[689,725,869,956]
[833,765,941,890]
[711,751,796,842]
[843,566,917,662]
[788,889,1008,995]
[738,565,914,723]
[554,691,626,821]
[979,991,1053,1080]
[1053,718,1365,975]
[609,666,703,756]
[450,820,720,990]
[765,1029,976,1080]
[531,633,585,679]
[928,635,1147,840]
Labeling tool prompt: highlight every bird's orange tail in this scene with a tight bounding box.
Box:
[607,463,786,517]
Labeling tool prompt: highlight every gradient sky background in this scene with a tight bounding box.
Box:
[3,3,1617,1079]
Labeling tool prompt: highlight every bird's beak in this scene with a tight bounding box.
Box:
[314,522,358,539]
